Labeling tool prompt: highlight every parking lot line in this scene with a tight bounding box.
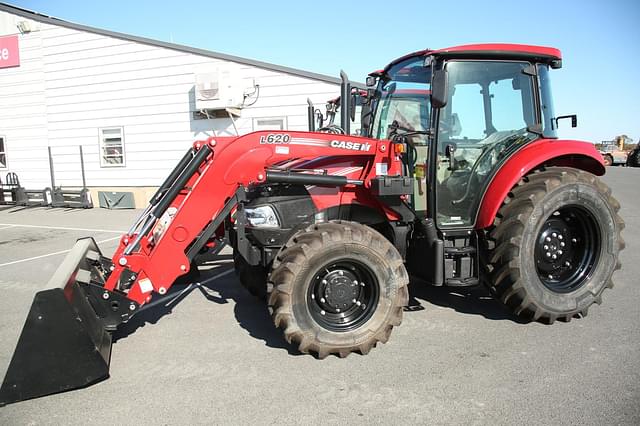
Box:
[0,223,126,234]
[0,236,122,268]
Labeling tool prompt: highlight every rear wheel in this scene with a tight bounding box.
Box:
[485,167,624,323]
[603,154,613,167]
[268,221,409,358]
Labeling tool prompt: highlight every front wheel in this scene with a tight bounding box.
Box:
[486,167,624,323]
[268,221,409,358]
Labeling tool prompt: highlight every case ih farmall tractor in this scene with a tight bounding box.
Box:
[0,44,624,405]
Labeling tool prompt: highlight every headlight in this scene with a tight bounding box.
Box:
[245,205,280,228]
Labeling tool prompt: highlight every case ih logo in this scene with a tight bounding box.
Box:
[0,35,20,69]
[330,140,371,151]
[261,134,372,152]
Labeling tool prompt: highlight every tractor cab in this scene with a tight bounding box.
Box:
[365,44,567,229]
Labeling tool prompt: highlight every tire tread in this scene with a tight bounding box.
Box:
[481,167,624,322]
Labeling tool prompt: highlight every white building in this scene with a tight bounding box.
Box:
[0,4,345,206]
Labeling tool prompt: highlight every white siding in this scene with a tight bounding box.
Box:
[0,15,49,188]
[0,10,341,188]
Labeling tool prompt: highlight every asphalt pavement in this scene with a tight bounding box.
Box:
[0,167,638,425]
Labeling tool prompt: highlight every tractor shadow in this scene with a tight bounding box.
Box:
[112,253,526,349]
[406,278,527,323]
[113,253,300,355]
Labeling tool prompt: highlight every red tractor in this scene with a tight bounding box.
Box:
[0,44,624,405]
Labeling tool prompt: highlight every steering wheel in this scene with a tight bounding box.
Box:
[318,124,345,134]
[450,128,529,206]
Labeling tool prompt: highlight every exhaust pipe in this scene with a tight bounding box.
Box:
[340,70,351,135]
[307,98,315,132]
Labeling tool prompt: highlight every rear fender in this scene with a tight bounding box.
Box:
[475,139,605,229]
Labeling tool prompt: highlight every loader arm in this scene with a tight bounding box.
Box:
[105,131,399,306]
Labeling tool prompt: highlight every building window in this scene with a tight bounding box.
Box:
[0,136,7,169]
[99,127,125,167]
[253,117,287,131]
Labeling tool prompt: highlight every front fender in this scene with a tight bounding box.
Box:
[475,139,605,229]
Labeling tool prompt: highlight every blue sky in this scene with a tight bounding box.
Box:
[7,0,640,143]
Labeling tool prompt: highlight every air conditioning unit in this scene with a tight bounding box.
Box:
[195,66,244,112]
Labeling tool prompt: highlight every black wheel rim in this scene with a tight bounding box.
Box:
[307,260,379,332]
[534,205,601,293]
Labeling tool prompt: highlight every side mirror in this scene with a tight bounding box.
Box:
[431,69,448,109]
[366,76,377,87]
[554,114,578,129]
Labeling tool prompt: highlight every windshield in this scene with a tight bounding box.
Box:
[371,57,431,145]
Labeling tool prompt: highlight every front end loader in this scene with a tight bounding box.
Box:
[1,44,624,406]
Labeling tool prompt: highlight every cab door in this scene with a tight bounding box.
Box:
[434,60,539,228]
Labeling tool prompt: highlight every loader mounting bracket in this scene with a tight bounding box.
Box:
[82,284,140,331]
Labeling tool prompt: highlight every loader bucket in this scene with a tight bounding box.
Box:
[0,238,113,406]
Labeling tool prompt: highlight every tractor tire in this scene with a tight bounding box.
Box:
[485,167,624,323]
[233,251,268,300]
[268,221,409,358]
[603,154,613,167]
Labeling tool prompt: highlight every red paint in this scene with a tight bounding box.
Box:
[475,139,605,229]
[103,131,401,304]
[0,35,20,69]
[172,226,188,242]
[295,156,401,220]
[103,131,604,305]
[386,43,562,73]
[431,43,561,60]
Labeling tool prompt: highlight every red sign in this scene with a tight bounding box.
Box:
[0,35,20,69]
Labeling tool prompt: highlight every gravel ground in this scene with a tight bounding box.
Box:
[0,167,638,425]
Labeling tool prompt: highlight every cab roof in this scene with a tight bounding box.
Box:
[384,43,563,73]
